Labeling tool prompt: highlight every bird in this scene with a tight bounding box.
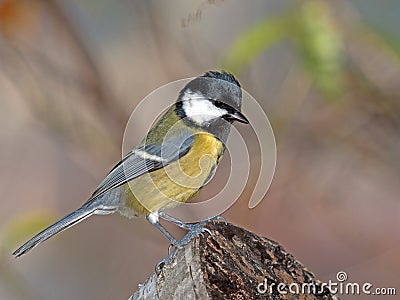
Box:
[13,71,249,260]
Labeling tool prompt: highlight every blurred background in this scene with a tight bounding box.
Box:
[1,0,399,299]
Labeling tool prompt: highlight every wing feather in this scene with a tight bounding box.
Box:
[90,134,194,199]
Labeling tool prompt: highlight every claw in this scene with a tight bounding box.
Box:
[167,244,174,255]
[172,223,211,248]
[154,215,225,270]
[197,214,226,225]
[206,215,227,224]
[155,222,214,269]
[156,247,178,271]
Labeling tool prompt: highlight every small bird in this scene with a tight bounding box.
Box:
[13,71,249,259]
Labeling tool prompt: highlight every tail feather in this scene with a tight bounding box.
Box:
[13,207,97,257]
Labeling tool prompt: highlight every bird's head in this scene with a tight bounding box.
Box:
[176,71,248,129]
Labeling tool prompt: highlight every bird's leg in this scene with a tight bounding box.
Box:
[146,212,179,246]
[146,212,182,268]
[153,221,213,268]
[158,213,227,251]
[158,212,192,229]
[147,212,227,268]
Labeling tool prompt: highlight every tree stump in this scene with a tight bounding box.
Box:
[129,221,339,299]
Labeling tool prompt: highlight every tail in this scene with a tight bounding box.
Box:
[13,206,97,257]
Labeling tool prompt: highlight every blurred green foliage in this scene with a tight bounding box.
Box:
[295,0,343,99]
[222,16,292,76]
[222,0,344,99]
[222,0,400,101]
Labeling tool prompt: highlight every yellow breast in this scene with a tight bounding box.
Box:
[119,132,224,217]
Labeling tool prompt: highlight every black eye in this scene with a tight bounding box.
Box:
[213,100,224,108]
[212,100,236,113]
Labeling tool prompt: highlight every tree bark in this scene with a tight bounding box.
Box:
[129,221,339,300]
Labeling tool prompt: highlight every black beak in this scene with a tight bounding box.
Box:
[225,109,249,124]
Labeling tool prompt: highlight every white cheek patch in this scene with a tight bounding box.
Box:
[182,90,227,126]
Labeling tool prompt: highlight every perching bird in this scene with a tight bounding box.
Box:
[13,71,248,259]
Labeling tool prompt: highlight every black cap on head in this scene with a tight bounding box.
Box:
[179,71,242,111]
[201,71,241,88]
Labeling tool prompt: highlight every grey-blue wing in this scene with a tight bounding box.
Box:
[89,134,194,200]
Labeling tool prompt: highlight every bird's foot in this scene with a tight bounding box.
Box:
[156,216,224,269]
[156,247,178,269]
[172,223,212,250]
